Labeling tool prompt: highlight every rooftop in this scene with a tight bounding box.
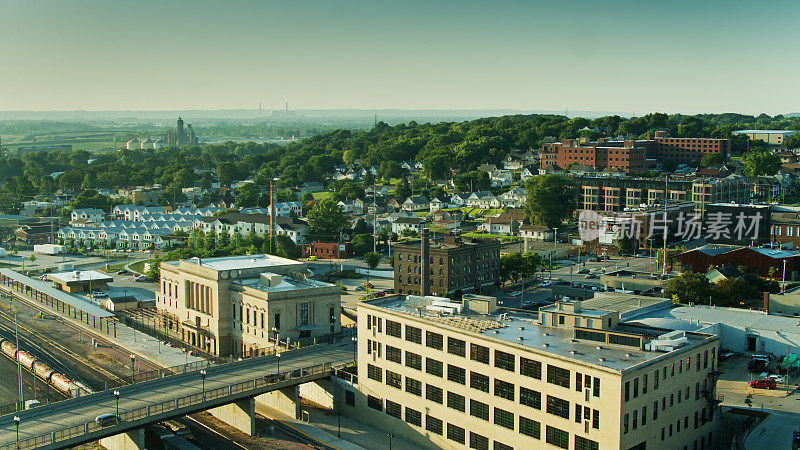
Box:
[166,254,303,272]
[234,273,334,293]
[47,270,114,284]
[364,295,713,373]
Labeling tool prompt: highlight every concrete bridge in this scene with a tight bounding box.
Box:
[0,341,354,449]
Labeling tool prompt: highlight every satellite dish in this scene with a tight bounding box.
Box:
[220,271,229,279]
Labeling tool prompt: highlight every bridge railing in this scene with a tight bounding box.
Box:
[0,361,343,450]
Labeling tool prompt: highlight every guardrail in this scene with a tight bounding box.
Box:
[0,361,343,450]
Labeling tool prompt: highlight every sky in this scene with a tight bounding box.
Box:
[0,0,798,114]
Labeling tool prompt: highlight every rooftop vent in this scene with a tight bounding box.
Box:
[570,339,578,343]
[518,326,525,331]
[625,353,632,358]
[596,346,603,350]
[569,350,577,355]
[542,332,549,336]
[518,336,524,341]
[493,330,499,334]
[598,357,606,362]
[542,343,549,348]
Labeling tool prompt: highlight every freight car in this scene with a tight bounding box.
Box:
[0,337,83,396]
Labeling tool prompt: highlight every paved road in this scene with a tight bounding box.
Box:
[745,410,800,450]
[0,341,354,446]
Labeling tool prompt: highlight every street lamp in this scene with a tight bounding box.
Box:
[13,416,20,450]
[113,390,120,418]
[387,433,393,450]
[129,354,136,384]
[351,336,356,363]
[200,369,207,400]
[276,352,281,375]
[271,326,280,352]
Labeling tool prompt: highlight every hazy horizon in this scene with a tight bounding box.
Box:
[2,0,798,114]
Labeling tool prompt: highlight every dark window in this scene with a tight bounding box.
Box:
[367,364,382,382]
[386,320,401,338]
[469,432,489,450]
[547,364,570,388]
[545,425,569,449]
[447,423,465,444]
[470,399,489,421]
[546,395,570,420]
[386,346,401,363]
[593,377,600,397]
[426,331,443,350]
[470,372,490,393]
[494,350,515,372]
[367,395,382,411]
[593,409,599,429]
[575,436,599,450]
[405,325,422,344]
[405,407,421,426]
[520,416,541,439]
[405,377,422,396]
[386,370,401,389]
[494,407,514,430]
[520,386,542,409]
[447,391,466,412]
[274,313,280,329]
[494,442,513,450]
[448,364,466,384]
[576,373,583,392]
[405,351,422,370]
[385,399,401,418]
[426,358,443,377]
[426,384,443,404]
[521,357,542,379]
[345,390,355,406]
[470,343,490,364]
[494,379,515,401]
[425,415,443,435]
[624,381,630,402]
[448,337,466,356]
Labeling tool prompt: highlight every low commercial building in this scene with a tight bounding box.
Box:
[354,295,720,450]
[679,244,800,280]
[732,129,798,146]
[47,270,113,294]
[308,242,352,259]
[155,254,341,357]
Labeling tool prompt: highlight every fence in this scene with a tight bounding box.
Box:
[0,361,344,450]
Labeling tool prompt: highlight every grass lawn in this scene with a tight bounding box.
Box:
[462,231,520,242]
[99,261,128,273]
[128,259,154,274]
[312,191,332,200]
[413,211,429,217]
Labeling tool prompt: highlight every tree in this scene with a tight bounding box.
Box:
[700,153,724,168]
[364,252,381,270]
[742,150,781,178]
[350,234,374,256]
[274,235,302,259]
[616,237,635,255]
[146,257,161,280]
[394,177,412,199]
[352,218,370,235]
[234,183,260,207]
[664,272,711,304]
[499,252,541,285]
[401,228,418,237]
[767,266,777,279]
[306,198,349,239]
[783,133,800,150]
[524,175,578,230]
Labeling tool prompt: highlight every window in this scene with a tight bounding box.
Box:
[386,346,401,363]
[471,372,490,393]
[345,390,355,406]
[385,399,401,418]
[653,401,658,421]
[495,350,515,372]
[470,343,490,364]
[575,436,599,450]
[367,364,382,382]
[405,377,422,396]
[575,404,581,423]
[386,370,401,389]
[634,378,639,398]
[494,379,515,401]
[643,374,648,394]
[546,395,570,420]
[633,410,638,430]
[624,413,629,434]
[521,357,542,379]
[405,351,422,370]
[426,358,443,377]
[593,377,600,397]
[299,303,309,326]
[367,395,382,411]
[654,370,659,390]
[469,432,489,450]
[448,337,466,356]
[520,417,541,439]
[447,391,466,412]
[274,313,280,330]
[329,307,335,324]
[545,425,569,449]
[520,386,542,409]
[470,399,489,421]
[547,364,570,388]
[405,325,422,344]
[576,373,583,392]
[448,365,466,384]
[405,407,421,427]
[494,407,514,430]
[494,442,513,450]
[426,384,443,404]
[386,320,401,338]
[625,381,630,402]
[642,406,647,426]
[426,331,443,350]
[447,423,465,444]
[425,415,443,435]
[593,409,599,429]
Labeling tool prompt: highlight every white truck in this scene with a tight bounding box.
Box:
[34,244,66,255]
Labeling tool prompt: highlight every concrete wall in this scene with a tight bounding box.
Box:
[299,379,335,409]
[209,397,256,436]
[99,428,145,450]
[255,385,300,419]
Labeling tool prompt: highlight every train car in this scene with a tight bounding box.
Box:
[49,373,73,394]
[32,360,55,382]
[16,350,35,368]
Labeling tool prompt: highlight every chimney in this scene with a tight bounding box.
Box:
[421,229,430,296]
[764,291,770,313]
[646,130,651,141]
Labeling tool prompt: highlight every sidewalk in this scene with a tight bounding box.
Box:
[257,404,419,450]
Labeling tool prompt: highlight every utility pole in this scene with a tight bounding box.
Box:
[269,178,278,254]
[15,312,23,411]
[662,174,668,278]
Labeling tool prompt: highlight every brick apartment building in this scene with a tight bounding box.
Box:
[542,131,731,174]
[393,230,500,298]
[307,242,352,259]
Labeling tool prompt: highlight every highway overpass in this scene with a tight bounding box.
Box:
[0,341,354,449]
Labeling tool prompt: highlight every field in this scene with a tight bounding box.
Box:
[3,130,135,154]
[311,191,332,200]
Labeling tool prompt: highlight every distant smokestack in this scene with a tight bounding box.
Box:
[285,101,288,111]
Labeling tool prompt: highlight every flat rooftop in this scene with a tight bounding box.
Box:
[235,275,334,293]
[165,254,302,272]
[366,295,711,373]
[47,270,113,283]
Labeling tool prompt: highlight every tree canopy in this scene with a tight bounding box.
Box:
[306,198,350,239]
[523,174,578,230]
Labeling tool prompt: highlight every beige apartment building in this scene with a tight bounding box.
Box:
[355,295,720,450]
[155,254,341,357]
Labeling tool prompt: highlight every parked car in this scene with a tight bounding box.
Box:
[507,291,521,297]
[584,274,598,279]
[748,358,769,373]
[355,285,365,291]
[587,257,599,262]
[768,374,785,383]
[95,413,118,427]
[90,291,108,298]
[134,275,150,282]
[540,281,552,287]
[577,268,589,274]
[117,269,129,275]
[749,378,776,389]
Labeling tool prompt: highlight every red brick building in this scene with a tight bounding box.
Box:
[541,131,731,174]
[679,245,799,280]
[308,242,352,259]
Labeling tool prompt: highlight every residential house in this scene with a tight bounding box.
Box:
[478,209,527,236]
[71,208,105,224]
[401,195,429,212]
[390,217,426,235]
[497,187,527,208]
[428,196,449,212]
[337,200,355,213]
[449,193,470,206]
[490,169,514,187]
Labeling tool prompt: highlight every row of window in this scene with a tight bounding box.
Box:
[624,348,715,402]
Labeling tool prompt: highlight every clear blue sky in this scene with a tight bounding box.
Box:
[1,0,797,114]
